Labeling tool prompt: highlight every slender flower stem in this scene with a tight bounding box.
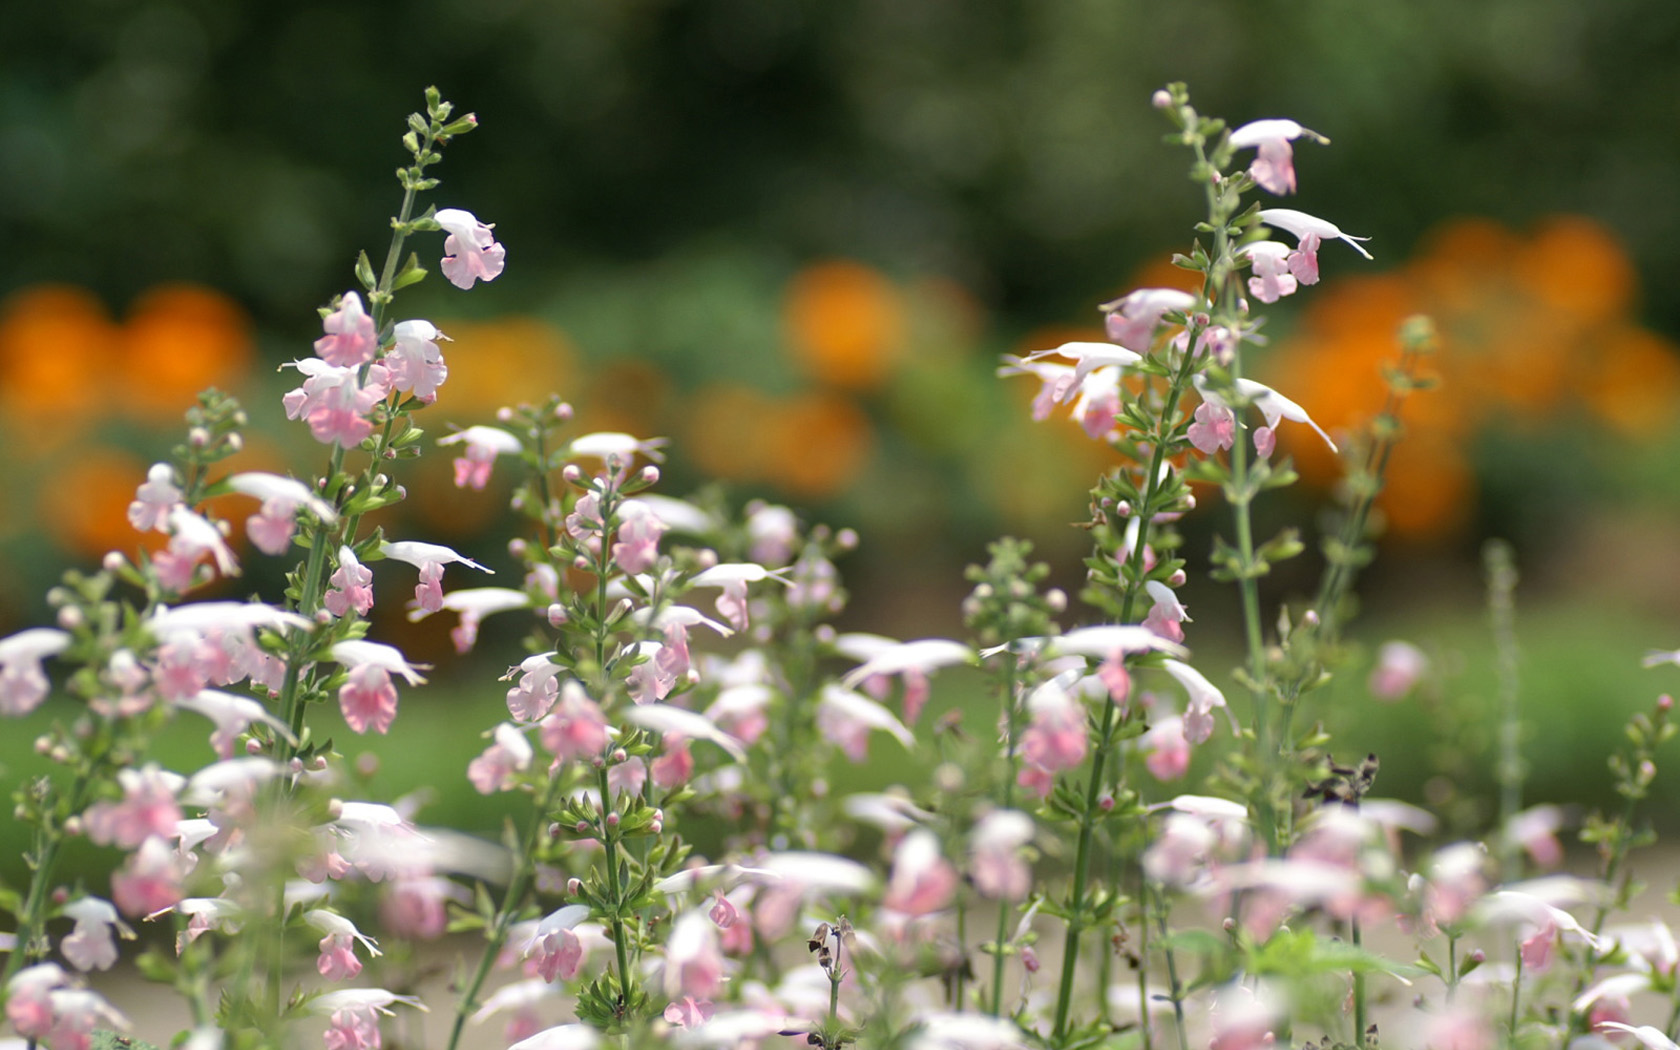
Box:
[1051,347,1201,1042]
[1484,539,1522,881]
[445,769,564,1050]
[1352,917,1368,1048]
[989,652,1020,1018]
[597,765,638,1018]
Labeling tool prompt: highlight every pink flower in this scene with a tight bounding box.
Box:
[746,502,799,567]
[468,723,535,794]
[970,810,1033,901]
[691,563,784,633]
[435,208,506,290]
[44,989,129,1050]
[1142,581,1190,644]
[60,897,128,972]
[111,835,185,917]
[663,997,714,1029]
[525,905,589,982]
[283,359,389,448]
[381,876,460,940]
[314,292,378,368]
[1143,811,1216,885]
[160,507,240,588]
[308,910,381,981]
[1243,241,1300,304]
[708,891,741,930]
[1100,288,1197,353]
[439,425,522,490]
[83,764,184,850]
[505,653,564,721]
[1142,716,1192,781]
[1228,118,1326,196]
[385,320,449,402]
[227,472,337,556]
[1019,677,1088,774]
[323,546,375,618]
[338,664,397,734]
[1163,659,1231,744]
[1422,842,1487,929]
[664,910,726,999]
[816,684,915,763]
[424,586,531,653]
[6,962,68,1038]
[381,540,491,616]
[539,681,610,763]
[1369,640,1427,700]
[1258,207,1373,276]
[0,628,70,716]
[651,735,695,789]
[128,463,183,532]
[612,501,670,575]
[1506,804,1565,869]
[1187,400,1237,454]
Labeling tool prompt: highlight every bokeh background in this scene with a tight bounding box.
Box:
[6,0,1680,825]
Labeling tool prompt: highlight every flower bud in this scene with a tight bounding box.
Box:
[1168,569,1187,587]
[326,799,345,820]
[1151,89,1172,109]
[227,434,244,453]
[1302,609,1321,627]
[1182,495,1197,511]
[1047,588,1067,613]
[547,604,568,628]
[34,736,51,755]
[62,818,82,838]
[573,555,591,571]
[611,748,627,764]
[568,877,584,896]
[290,758,305,774]
[556,402,574,421]
[562,464,583,485]
[649,819,663,834]
[497,406,514,422]
[102,552,127,572]
[605,813,619,830]
[49,745,70,764]
[189,427,210,447]
[1115,501,1132,517]
[1098,793,1115,812]
[548,823,563,839]
[51,887,69,905]
[1660,694,1674,713]
[836,528,859,551]
[356,753,379,777]
[639,466,660,486]
[56,606,83,630]
[575,820,590,834]
[245,739,263,755]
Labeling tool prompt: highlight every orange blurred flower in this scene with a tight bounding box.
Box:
[121,284,255,420]
[0,286,120,451]
[783,260,905,390]
[433,316,576,417]
[1267,215,1677,540]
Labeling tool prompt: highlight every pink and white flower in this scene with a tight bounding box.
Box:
[323,546,375,619]
[307,909,381,981]
[970,810,1034,901]
[439,425,523,490]
[468,723,535,794]
[60,897,131,972]
[381,540,492,615]
[282,359,390,448]
[0,627,70,716]
[314,292,378,368]
[385,320,450,402]
[1101,288,1198,353]
[227,472,337,556]
[1229,118,1327,196]
[435,208,506,290]
[128,463,183,532]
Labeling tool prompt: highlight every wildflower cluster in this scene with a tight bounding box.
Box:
[2,82,1679,1050]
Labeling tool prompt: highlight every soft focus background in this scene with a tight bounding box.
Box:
[5,0,1680,824]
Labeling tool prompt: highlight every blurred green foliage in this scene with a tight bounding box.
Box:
[5,0,1680,334]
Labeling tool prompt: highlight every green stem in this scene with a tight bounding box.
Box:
[989,653,1020,1018]
[1484,539,1522,881]
[597,766,637,1018]
[1352,917,1367,1048]
[445,769,563,1050]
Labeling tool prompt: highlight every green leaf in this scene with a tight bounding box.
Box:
[392,251,428,291]
[354,251,377,293]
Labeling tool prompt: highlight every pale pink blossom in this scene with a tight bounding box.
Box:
[1505,804,1566,869]
[540,681,610,763]
[612,500,669,574]
[159,506,240,588]
[817,684,915,763]
[435,208,506,289]
[1188,399,1237,454]
[1019,676,1088,776]
[60,897,129,972]
[227,472,337,556]
[1422,842,1487,929]
[664,910,726,999]
[0,627,70,716]
[44,988,130,1050]
[323,546,375,618]
[6,962,68,1038]
[1163,659,1234,744]
[339,663,399,735]
[83,764,184,850]
[128,462,183,532]
[884,828,959,917]
[415,586,531,652]
[651,734,695,789]
[565,431,668,470]
[664,997,714,1029]
[468,723,534,794]
[1142,715,1192,781]
[709,891,742,930]
[1243,240,1299,304]
[1598,1023,1680,1050]
[691,563,787,633]
[381,876,462,941]
[1100,288,1197,353]
[314,292,378,367]
[438,425,523,490]
[381,540,491,615]
[385,320,449,401]
[308,909,381,981]
[1019,341,1143,397]
[312,989,425,1050]
[524,905,590,982]
[1369,640,1428,700]
[970,810,1034,901]
[746,502,799,567]
[1142,580,1189,644]
[282,358,389,448]
[1229,118,1326,196]
[176,688,294,758]
[1421,1006,1495,1050]
[1258,207,1373,279]
[111,835,186,917]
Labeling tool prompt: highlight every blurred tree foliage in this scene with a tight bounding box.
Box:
[4,0,1680,339]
